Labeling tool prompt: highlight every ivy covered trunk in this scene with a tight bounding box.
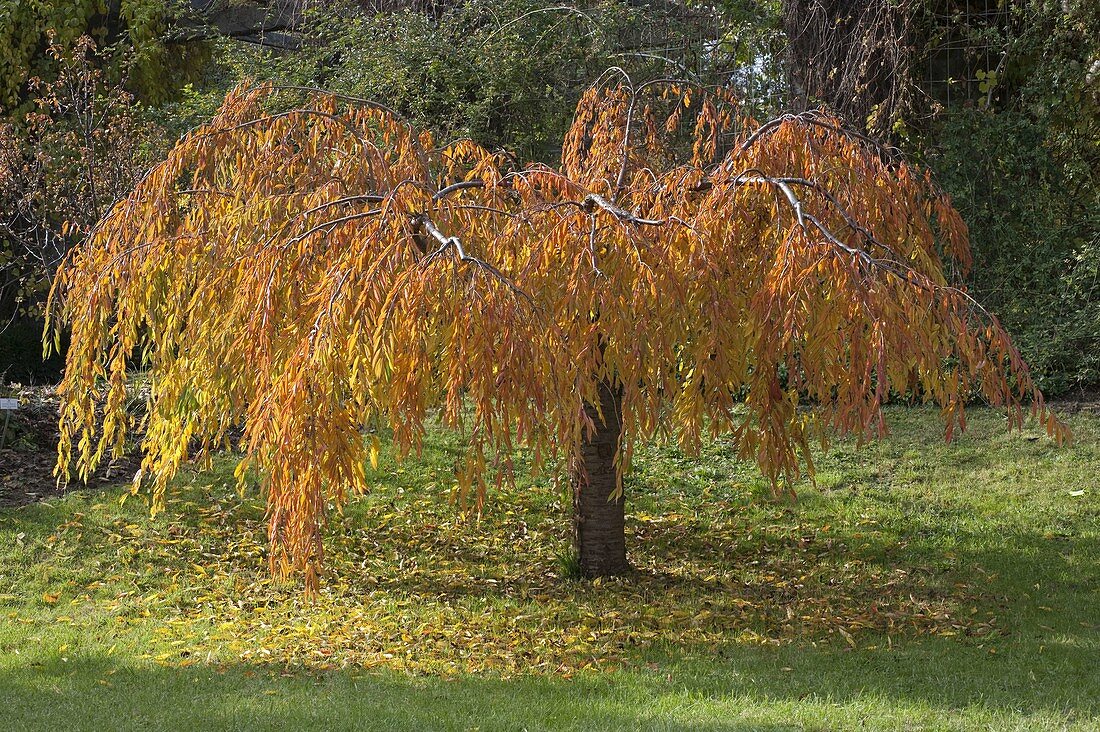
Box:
[572,379,629,577]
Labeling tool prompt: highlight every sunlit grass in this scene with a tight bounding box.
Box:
[1,406,1098,730]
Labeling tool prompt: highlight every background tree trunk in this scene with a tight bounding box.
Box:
[782,0,917,137]
[572,379,629,577]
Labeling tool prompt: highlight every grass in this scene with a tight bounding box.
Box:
[1,406,1098,730]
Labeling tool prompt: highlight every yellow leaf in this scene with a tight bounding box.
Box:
[370,435,381,471]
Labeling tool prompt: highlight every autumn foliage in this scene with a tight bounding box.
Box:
[49,78,1066,587]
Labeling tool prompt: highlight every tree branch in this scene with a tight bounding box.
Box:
[414,214,532,303]
[581,193,665,226]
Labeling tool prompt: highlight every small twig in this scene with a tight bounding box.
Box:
[587,216,604,278]
[284,209,385,247]
[739,111,902,160]
[262,86,411,127]
[479,6,600,47]
[434,180,486,200]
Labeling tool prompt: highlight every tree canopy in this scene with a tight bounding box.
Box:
[49,79,1066,587]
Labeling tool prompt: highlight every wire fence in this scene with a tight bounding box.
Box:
[630,0,1015,124]
[922,0,1011,112]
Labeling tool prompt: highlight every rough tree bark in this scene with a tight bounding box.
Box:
[572,378,629,577]
[783,0,917,136]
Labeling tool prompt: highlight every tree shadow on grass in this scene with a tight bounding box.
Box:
[1,643,1096,732]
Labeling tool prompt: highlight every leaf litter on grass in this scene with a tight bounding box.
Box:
[4,467,1001,678]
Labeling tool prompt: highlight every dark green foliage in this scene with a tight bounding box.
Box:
[925,0,1099,394]
[214,0,725,162]
[0,319,65,384]
[932,111,1099,394]
[759,0,1098,392]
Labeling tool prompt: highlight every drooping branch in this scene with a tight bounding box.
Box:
[580,194,666,226]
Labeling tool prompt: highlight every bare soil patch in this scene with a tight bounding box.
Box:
[0,384,141,508]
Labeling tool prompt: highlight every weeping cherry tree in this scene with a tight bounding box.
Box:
[49,76,1067,586]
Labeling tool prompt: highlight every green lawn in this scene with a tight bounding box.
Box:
[1,406,1098,731]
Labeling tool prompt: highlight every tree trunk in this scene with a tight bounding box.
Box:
[572,379,629,577]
